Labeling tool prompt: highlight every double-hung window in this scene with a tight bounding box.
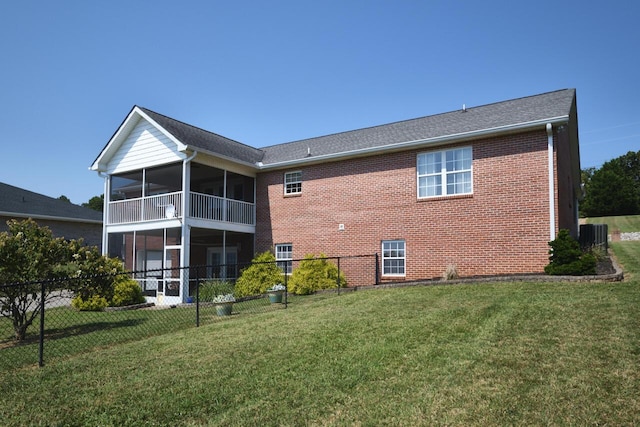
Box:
[284,171,302,195]
[275,244,293,274]
[417,147,472,198]
[382,240,405,276]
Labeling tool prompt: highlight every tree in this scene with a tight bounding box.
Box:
[0,220,72,340]
[0,219,120,340]
[58,195,71,203]
[580,150,640,217]
[82,194,104,212]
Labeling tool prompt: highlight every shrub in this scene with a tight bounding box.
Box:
[72,295,108,311]
[111,277,145,307]
[288,253,346,295]
[234,251,283,297]
[200,279,235,302]
[442,264,459,280]
[544,229,597,275]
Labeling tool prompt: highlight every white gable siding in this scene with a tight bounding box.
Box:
[107,119,183,174]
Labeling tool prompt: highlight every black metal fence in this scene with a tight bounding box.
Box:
[0,254,377,371]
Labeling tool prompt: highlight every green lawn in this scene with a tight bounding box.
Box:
[1,243,640,425]
[583,214,640,232]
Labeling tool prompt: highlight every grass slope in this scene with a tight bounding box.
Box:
[2,267,640,426]
[584,214,640,232]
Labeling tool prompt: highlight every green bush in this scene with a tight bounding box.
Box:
[288,253,346,295]
[72,295,108,311]
[544,229,597,275]
[199,279,235,302]
[234,251,283,297]
[111,277,146,307]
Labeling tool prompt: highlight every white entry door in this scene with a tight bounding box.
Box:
[163,245,182,305]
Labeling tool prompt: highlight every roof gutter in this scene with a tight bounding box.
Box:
[257,115,570,170]
[0,211,102,224]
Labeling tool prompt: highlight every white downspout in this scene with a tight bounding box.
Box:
[546,123,556,240]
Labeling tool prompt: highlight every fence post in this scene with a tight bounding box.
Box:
[284,268,288,309]
[195,266,200,327]
[38,280,46,367]
[375,253,380,286]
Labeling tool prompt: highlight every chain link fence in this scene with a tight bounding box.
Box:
[1,254,377,371]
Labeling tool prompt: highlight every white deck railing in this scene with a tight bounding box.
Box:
[190,192,255,225]
[107,191,254,226]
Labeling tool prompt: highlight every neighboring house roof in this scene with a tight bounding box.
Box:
[92,89,576,172]
[0,182,102,224]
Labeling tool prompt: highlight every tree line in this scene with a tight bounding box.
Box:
[580,150,640,217]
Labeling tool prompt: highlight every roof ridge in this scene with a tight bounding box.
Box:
[262,88,574,148]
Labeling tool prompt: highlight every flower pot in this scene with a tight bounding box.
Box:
[215,302,233,316]
[268,290,284,304]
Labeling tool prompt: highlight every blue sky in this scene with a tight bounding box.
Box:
[1,1,638,205]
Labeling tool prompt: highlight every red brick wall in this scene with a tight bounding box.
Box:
[256,129,556,283]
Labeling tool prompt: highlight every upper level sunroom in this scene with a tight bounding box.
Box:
[90,106,264,233]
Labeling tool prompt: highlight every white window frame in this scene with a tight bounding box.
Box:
[417,147,472,198]
[275,243,293,275]
[284,171,302,195]
[382,240,405,277]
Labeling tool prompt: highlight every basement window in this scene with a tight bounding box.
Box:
[382,240,405,276]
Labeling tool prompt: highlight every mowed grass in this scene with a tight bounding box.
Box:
[584,214,640,232]
[2,253,640,427]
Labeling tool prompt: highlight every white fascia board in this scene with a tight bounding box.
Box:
[257,115,570,170]
[91,107,141,172]
[0,211,102,224]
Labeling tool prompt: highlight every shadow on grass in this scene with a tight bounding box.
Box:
[0,318,147,349]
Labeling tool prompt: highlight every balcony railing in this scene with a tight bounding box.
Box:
[190,192,255,225]
[107,191,255,226]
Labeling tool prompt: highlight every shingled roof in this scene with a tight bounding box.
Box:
[259,89,576,165]
[0,182,102,223]
[97,89,576,171]
[139,107,265,165]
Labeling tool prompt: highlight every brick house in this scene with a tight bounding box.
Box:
[0,182,103,249]
[91,89,581,304]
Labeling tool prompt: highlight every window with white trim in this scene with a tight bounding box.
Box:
[382,240,405,276]
[417,147,472,198]
[275,243,293,274]
[284,171,302,195]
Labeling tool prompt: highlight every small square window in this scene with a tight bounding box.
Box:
[284,171,302,195]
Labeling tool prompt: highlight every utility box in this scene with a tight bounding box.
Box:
[579,224,608,250]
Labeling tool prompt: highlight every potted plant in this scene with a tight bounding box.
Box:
[267,284,286,304]
[212,293,235,316]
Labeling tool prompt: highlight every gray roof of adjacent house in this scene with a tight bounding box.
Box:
[110,88,575,170]
[0,182,103,223]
